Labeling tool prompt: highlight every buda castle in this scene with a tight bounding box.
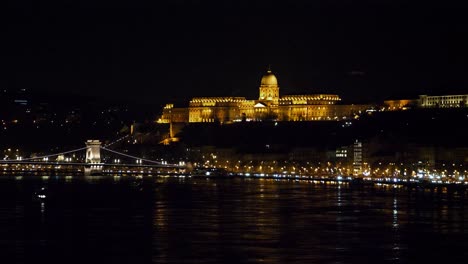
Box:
[158,68,371,124]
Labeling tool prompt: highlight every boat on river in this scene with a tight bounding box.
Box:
[191,168,229,178]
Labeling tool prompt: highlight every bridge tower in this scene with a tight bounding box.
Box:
[86,140,101,163]
[85,140,102,175]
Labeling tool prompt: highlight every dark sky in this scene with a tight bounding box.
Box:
[5,0,468,104]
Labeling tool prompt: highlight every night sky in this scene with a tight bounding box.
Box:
[5,0,468,104]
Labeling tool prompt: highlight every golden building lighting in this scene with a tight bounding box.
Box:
[158,68,371,124]
[419,94,468,108]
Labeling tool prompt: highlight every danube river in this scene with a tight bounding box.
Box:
[1,176,467,263]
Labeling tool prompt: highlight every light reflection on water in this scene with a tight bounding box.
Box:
[0,176,467,263]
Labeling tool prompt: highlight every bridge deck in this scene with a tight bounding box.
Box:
[0,161,183,168]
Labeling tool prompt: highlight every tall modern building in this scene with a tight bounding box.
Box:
[158,68,371,124]
[353,140,363,176]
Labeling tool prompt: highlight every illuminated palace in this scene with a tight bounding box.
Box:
[158,69,371,124]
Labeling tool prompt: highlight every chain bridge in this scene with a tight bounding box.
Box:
[0,138,186,176]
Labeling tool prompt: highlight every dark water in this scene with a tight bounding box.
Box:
[1,176,467,264]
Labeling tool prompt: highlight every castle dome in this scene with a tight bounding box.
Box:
[260,70,278,86]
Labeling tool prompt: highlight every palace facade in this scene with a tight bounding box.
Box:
[158,69,371,124]
[383,94,468,111]
[419,94,468,108]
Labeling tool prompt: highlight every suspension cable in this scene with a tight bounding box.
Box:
[18,147,88,161]
[100,146,168,165]
[104,134,130,148]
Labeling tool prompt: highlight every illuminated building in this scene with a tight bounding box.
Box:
[383,99,418,111]
[353,140,363,176]
[384,94,468,111]
[335,147,348,158]
[158,68,371,124]
[419,94,468,108]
